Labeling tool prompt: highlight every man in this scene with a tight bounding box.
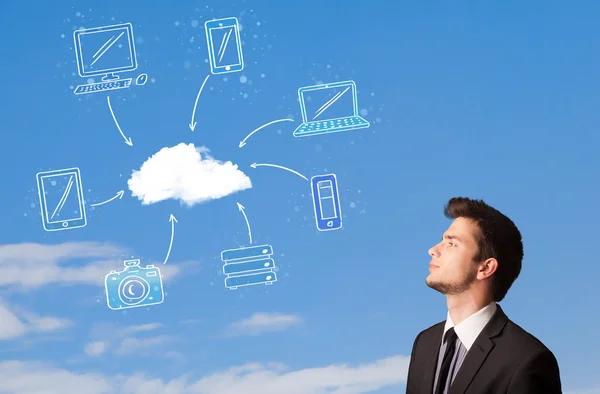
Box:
[406,197,562,394]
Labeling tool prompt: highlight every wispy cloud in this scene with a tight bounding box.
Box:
[84,322,172,358]
[120,323,164,335]
[0,301,72,341]
[0,242,186,291]
[0,361,111,394]
[0,355,410,394]
[83,341,108,357]
[0,242,123,262]
[113,335,173,356]
[226,312,303,337]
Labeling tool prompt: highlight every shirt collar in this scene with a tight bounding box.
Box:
[442,301,497,351]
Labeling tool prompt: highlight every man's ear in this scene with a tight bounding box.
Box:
[477,258,498,280]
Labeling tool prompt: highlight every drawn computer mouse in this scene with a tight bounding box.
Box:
[135,73,148,86]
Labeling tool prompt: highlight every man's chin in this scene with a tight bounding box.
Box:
[425,272,438,284]
[425,277,447,293]
[425,276,438,289]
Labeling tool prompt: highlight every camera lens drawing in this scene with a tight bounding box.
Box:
[40,17,374,311]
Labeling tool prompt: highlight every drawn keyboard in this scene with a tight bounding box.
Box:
[74,78,132,95]
[294,116,370,136]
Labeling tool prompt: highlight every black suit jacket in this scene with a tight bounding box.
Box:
[406,305,562,394]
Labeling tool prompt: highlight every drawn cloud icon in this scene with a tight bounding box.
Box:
[127,143,252,206]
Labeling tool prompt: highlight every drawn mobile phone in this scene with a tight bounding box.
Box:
[36,167,87,232]
[311,173,342,231]
[205,17,244,75]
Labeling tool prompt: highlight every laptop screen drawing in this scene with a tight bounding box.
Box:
[301,84,356,123]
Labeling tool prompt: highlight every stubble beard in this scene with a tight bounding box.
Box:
[426,269,477,295]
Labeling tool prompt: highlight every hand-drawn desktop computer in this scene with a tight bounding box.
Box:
[72,23,140,95]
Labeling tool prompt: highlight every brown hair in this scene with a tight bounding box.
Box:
[444,197,524,302]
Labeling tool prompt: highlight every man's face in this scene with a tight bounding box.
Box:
[426,217,481,295]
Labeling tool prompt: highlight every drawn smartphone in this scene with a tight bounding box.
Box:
[311,173,342,231]
[36,167,87,232]
[205,17,244,75]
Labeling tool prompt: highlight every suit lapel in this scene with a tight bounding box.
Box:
[420,323,444,394]
[448,305,509,394]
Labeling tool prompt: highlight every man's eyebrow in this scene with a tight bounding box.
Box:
[442,234,462,242]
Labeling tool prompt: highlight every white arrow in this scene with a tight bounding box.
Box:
[163,214,178,265]
[237,202,252,244]
[250,162,308,181]
[189,74,211,131]
[106,96,133,146]
[239,118,294,148]
[89,190,124,207]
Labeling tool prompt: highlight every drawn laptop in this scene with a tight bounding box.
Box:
[293,80,370,138]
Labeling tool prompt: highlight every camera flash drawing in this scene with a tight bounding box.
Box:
[105,259,164,310]
[36,167,87,232]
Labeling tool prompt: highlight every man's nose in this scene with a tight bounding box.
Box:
[429,245,439,257]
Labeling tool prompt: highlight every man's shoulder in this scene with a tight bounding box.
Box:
[414,320,445,342]
[500,317,555,354]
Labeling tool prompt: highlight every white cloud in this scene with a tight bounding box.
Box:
[121,323,164,335]
[0,302,71,341]
[0,242,124,262]
[89,322,164,341]
[84,341,108,357]
[227,313,303,336]
[85,322,171,358]
[113,335,173,356]
[0,355,410,394]
[127,143,252,206]
[0,242,186,291]
[0,361,112,394]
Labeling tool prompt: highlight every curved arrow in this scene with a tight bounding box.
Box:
[90,190,124,207]
[237,202,252,244]
[250,162,308,181]
[189,74,210,131]
[239,118,294,148]
[163,214,178,264]
[106,96,133,146]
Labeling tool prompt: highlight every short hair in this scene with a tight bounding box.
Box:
[443,197,524,302]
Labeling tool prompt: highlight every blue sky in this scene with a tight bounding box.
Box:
[0,0,599,392]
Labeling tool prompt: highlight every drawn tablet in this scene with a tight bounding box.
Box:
[205,17,244,75]
[36,167,87,232]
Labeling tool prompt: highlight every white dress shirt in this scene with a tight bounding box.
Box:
[433,301,497,394]
[443,301,497,351]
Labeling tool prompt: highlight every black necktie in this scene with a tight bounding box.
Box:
[435,327,458,394]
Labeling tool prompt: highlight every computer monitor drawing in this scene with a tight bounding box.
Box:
[72,23,138,95]
[293,80,370,138]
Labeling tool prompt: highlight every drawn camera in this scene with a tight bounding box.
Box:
[105,259,164,310]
